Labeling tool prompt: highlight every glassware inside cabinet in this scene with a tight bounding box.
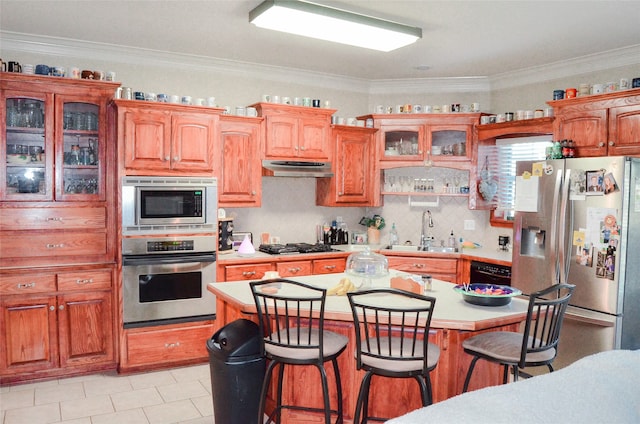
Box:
[384,130,420,158]
[430,129,466,157]
[5,97,47,196]
[62,102,101,196]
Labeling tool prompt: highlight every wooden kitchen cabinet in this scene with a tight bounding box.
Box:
[277,260,313,277]
[218,115,263,207]
[358,114,480,170]
[316,125,378,206]
[0,268,115,384]
[120,320,214,372]
[312,258,346,274]
[550,88,640,157]
[223,262,275,281]
[218,255,349,281]
[114,99,221,175]
[385,255,459,284]
[251,103,336,161]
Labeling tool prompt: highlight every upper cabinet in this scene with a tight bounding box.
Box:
[218,115,263,207]
[316,125,378,206]
[2,74,117,202]
[358,113,480,170]
[550,88,640,157]
[251,103,336,161]
[113,100,222,176]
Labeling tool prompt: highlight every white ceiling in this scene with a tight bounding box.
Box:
[1,0,639,80]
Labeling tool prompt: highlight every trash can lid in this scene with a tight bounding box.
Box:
[208,319,262,359]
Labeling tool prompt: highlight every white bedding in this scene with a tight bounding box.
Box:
[386,349,640,424]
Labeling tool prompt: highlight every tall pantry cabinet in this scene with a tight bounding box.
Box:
[0,74,119,384]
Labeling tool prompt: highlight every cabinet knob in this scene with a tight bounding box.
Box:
[164,156,170,161]
[173,156,179,161]
[17,282,36,289]
[300,146,305,151]
[294,146,299,151]
[76,278,94,285]
[251,191,256,196]
[59,304,65,310]
[242,271,256,277]
[165,342,181,349]
[288,267,301,273]
[598,142,605,147]
[49,305,55,311]
[413,263,425,268]
[608,141,615,146]
[324,265,336,270]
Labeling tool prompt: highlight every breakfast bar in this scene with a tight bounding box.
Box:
[208,271,529,422]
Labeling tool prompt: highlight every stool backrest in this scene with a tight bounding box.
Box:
[250,279,327,359]
[520,283,576,367]
[348,289,436,374]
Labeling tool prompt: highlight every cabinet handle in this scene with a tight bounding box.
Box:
[46,243,65,249]
[50,305,55,311]
[287,267,301,273]
[242,271,257,277]
[46,217,63,222]
[294,146,299,150]
[338,192,343,196]
[59,304,65,310]
[598,142,605,147]
[76,278,94,285]
[173,156,179,161]
[17,282,36,289]
[300,146,305,151]
[324,265,336,270]
[164,156,170,161]
[251,191,256,196]
[413,263,425,268]
[608,141,615,146]
[165,342,181,349]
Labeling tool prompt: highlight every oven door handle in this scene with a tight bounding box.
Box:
[123,253,216,266]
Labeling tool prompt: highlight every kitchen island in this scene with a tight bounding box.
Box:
[208,271,528,423]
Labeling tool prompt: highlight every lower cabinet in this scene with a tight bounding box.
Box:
[386,256,459,284]
[218,255,348,282]
[0,268,115,384]
[119,320,215,372]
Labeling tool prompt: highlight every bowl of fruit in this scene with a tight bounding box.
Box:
[453,283,522,306]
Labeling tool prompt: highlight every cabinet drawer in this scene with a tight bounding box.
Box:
[313,258,346,274]
[277,260,313,277]
[124,322,214,367]
[225,263,274,281]
[57,270,111,291]
[387,257,457,274]
[0,232,107,259]
[0,273,56,295]
[0,207,106,231]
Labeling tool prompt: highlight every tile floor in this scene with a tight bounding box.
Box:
[0,364,216,424]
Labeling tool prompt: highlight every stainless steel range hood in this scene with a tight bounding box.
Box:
[262,160,334,177]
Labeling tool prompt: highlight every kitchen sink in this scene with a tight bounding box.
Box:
[386,245,458,253]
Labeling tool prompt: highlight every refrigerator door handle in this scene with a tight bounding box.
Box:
[550,168,563,284]
[558,168,572,284]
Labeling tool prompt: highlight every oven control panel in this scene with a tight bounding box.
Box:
[147,240,195,252]
[122,236,216,256]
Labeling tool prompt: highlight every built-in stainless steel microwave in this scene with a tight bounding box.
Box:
[121,176,217,235]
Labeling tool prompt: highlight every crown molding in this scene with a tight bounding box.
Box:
[2,31,638,95]
[0,31,371,93]
[489,44,640,90]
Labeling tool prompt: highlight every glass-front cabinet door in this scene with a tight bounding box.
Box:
[427,125,472,162]
[3,91,54,200]
[2,90,105,201]
[380,124,425,161]
[57,97,105,201]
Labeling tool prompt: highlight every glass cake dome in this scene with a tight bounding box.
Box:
[346,247,389,288]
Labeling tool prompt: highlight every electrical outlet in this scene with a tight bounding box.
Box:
[464,220,475,230]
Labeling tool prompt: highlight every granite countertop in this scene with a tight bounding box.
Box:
[208,270,528,331]
[217,244,513,265]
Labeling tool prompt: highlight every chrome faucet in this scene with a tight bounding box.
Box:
[420,210,435,250]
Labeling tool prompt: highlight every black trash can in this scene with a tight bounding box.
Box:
[208,319,265,424]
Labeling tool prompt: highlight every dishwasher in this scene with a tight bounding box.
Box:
[469,260,512,286]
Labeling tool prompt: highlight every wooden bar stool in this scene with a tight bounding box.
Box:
[347,288,439,423]
[250,279,348,424]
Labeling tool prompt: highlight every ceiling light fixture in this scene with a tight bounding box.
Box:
[249,0,422,52]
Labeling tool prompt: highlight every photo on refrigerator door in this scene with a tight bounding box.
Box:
[576,243,593,267]
[603,172,619,195]
[586,170,604,194]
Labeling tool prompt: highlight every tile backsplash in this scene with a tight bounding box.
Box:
[226,177,512,250]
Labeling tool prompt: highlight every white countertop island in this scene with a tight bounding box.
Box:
[208,270,529,423]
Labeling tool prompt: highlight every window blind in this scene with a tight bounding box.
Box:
[482,136,552,213]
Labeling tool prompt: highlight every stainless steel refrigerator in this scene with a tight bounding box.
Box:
[512,156,640,370]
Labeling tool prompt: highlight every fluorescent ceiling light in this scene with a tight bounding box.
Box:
[249,0,422,52]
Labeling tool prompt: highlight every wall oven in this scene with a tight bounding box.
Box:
[122,236,216,327]
[121,176,217,235]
